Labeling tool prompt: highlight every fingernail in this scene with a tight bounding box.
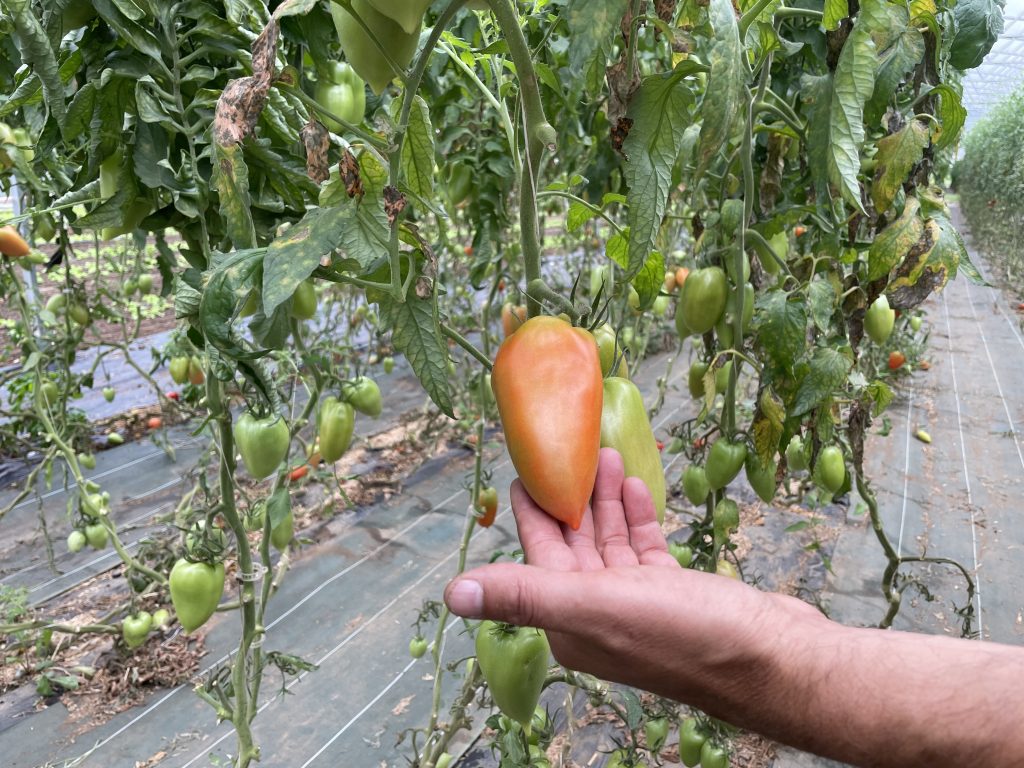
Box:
[445,579,484,618]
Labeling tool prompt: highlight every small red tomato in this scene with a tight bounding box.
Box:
[888,351,906,370]
[693,436,706,450]
[657,440,665,452]
[166,391,180,401]
[794,225,807,237]
[498,279,506,291]
[464,245,473,256]
[919,360,931,371]
[289,465,309,482]
[147,416,163,430]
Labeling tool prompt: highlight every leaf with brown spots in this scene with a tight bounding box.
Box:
[300,120,330,183]
[212,22,279,147]
[339,150,364,198]
[383,185,407,224]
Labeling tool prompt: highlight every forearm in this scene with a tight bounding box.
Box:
[692,591,1024,766]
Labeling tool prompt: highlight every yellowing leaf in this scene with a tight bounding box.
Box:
[871,120,930,214]
[868,197,923,282]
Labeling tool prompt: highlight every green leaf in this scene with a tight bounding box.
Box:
[793,347,852,416]
[863,6,924,127]
[929,84,967,151]
[605,228,666,309]
[823,0,848,30]
[565,0,621,74]
[3,0,68,134]
[262,204,371,315]
[199,249,266,359]
[567,201,598,233]
[623,70,695,279]
[866,380,894,417]
[377,282,454,419]
[399,95,435,201]
[802,73,835,210]
[807,280,836,332]
[826,5,878,213]
[868,196,923,282]
[212,142,256,251]
[695,0,745,179]
[754,292,807,374]
[949,0,1004,70]
[267,485,291,530]
[871,120,930,214]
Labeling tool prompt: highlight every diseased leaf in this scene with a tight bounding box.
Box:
[807,280,836,332]
[871,120,930,214]
[868,196,923,281]
[793,347,852,416]
[695,0,745,179]
[754,292,807,374]
[623,70,695,279]
[378,283,454,418]
[752,388,786,463]
[929,84,967,151]
[802,73,834,210]
[399,95,435,201]
[4,0,68,133]
[565,0,622,75]
[827,4,878,213]
[863,3,924,126]
[212,142,257,251]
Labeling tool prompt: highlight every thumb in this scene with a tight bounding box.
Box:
[443,562,580,632]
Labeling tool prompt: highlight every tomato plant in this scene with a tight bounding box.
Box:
[0,0,995,762]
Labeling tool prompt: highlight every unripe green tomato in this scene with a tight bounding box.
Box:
[99,152,120,200]
[435,754,453,768]
[409,636,428,659]
[764,231,788,274]
[107,432,124,445]
[688,361,709,399]
[652,295,670,316]
[724,246,751,284]
[39,380,59,407]
[45,293,67,314]
[365,0,431,34]
[628,286,641,313]
[69,302,90,327]
[668,541,694,567]
[714,360,733,394]
[290,280,317,320]
[348,376,382,418]
[137,274,154,295]
[785,435,808,471]
[152,608,171,628]
[270,510,294,550]
[67,530,87,553]
[331,0,419,95]
[677,267,728,336]
[910,315,922,332]
[103,387,116,402]
[123,279,138,296]
[78,452,96,470]
[864,294,895,344]
[814,445,846,494]
[382,356,395,374]
[682,464,710,506]
[84,522,108,550]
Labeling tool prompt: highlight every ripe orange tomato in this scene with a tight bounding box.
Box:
[147,416,162,430]
[888,351,906,370]
[491,316,602,530]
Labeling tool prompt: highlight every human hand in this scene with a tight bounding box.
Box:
[443,448,800,705]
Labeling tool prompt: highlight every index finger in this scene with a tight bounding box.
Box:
[510,479,580,572]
